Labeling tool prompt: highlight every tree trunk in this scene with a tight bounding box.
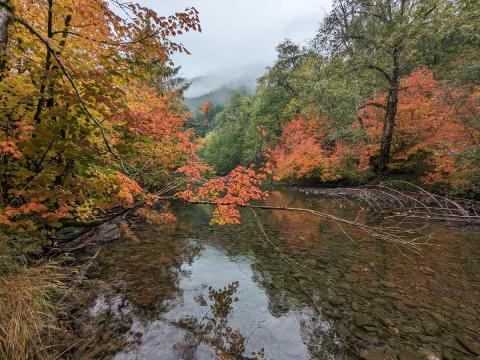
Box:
[0,0,12,74]
[377,84,399,172]
[377,48,400,173]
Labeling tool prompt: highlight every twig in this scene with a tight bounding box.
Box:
[165,197,424,247]
[57,248,102,305]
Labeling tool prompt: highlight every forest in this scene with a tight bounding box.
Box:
[201,1,479,195]
[0,0,479,359]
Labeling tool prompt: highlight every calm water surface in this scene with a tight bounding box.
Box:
[73,189,480,359]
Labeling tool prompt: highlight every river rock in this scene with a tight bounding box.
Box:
[338,281,351,290]
[359,349,385,360]
[399,325,420,335]
[327,268,341,277]
[430,312,447,324]
[381,280,396,289]
[393,300,411,313]
[291,272,305,279]
[387,327,399,336]
[360,348,396,360]
[442,350,454,360]
[328,295,346,306]
[354,288,375,299]
[345,273,359,282]
[443,297,457,308]
[354,330,379,344]
[398,349,415,360]
[422,318,440,336]
[324,308,342,319]
[336,324,351,338]
[354,313,374,327]
[97,222,121,242]
[416,347,440,360]
[379,316,394,327]
[417,334,435,344]
[363,325,379,333]
[455,335,480,355]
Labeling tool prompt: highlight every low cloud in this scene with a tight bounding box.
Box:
[140,0,331,78]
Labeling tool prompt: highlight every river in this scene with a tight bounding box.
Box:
[69,188,480,359]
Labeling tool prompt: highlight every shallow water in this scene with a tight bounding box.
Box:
[74,189,480,359]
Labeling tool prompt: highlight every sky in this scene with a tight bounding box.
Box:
[141,0,332,79]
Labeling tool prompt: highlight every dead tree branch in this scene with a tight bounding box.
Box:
[298,182,480,224]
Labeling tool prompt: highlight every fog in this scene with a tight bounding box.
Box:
[140,0,331,96]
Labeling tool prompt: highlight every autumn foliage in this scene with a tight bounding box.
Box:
[357,67,479,189]
[177,139,268,224]
[0,0,201,232]
[267,117,341,182]
[267,66,479,192]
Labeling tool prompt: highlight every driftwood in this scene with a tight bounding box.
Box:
[158,196,428,251]
[297,182,480,225]
[48,208,133,255]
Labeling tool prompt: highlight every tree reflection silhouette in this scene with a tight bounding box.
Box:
[174,281,266,360]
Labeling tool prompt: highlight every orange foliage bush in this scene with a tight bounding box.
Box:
[267,117,341,182]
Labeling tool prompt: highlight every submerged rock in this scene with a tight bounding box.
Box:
[455,335,480,355]
[387,327,400,336]
[416,347,441,360]
[398,349,416,360]
[429,312,447,325]
[379,316,394,327]
[399,325,421,335]
[380,280,396,289]
[351,301,360,311]
[354,313,375,327]
[344,273,359,282]
[359,349,385,360]
[422,318,440,336]
[328,295,346,306]
[336,324,351,338]
[360,348,396,360]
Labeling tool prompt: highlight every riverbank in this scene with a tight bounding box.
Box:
[0,211,134,359]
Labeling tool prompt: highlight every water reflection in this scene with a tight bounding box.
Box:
[70,189,480,360]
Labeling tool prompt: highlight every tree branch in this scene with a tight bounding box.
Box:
[14,16,129,174]
[368,64,392,82]
[358,102,387,110]
[50,29,163,47]
[158,196,425,247]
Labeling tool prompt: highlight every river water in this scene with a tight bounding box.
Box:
[71,189,480,359]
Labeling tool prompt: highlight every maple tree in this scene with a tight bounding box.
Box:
[0,0,201,231]
[356,66,479,191]
[176,131,268,225]
[267,117,340,182]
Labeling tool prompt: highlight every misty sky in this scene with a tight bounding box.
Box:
[141,0,332,78]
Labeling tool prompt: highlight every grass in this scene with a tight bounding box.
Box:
[0,237,66,360]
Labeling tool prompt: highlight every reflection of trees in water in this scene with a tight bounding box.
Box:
[249,252,352,359]
[108,193,479,359]
[245,191,480,358]
[98,233,203,319]
[173,281,266,360]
